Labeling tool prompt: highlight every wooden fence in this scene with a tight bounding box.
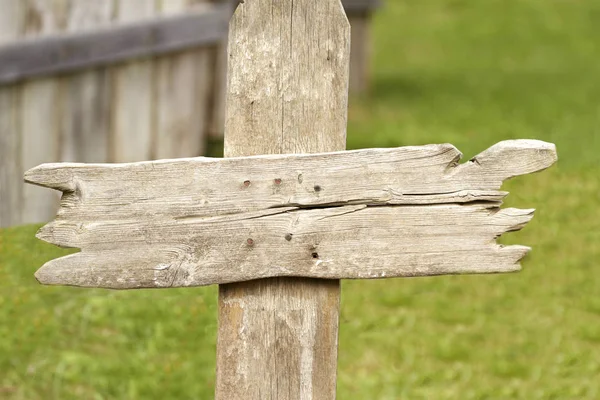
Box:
[0,0,380,228]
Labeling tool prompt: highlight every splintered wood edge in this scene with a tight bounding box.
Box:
[466,139,558,181]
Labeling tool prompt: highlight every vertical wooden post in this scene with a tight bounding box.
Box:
[216,0,350,399]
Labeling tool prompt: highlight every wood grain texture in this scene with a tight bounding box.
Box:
[0,0,23,227]
[26,139,558,289]
[110,0,156,162]
[223,0,350,157]
[60,0,113,163]
[34,202,537,286]
[25,141,556,219]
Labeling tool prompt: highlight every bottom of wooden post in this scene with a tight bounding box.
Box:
[216,277,340,400]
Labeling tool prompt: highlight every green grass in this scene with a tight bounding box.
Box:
[2,0,600,398]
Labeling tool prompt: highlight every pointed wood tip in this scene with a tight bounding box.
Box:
[24,163,76,192]
[36,221,81,249]
[471,139,557,181]
[35,222,71,247]
[35,224,50,242]
[495,207,536,233]
[34,253,93,287]
[501,244,531,271]
[34,265,50,285]
[34,258,67,286]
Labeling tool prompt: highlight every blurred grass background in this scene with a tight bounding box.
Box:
[1,0,599,398]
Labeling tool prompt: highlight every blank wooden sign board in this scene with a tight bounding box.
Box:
[25,1,557,399]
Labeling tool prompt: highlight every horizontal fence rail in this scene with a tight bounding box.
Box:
[0,4,230,84]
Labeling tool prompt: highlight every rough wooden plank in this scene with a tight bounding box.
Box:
[60,0,114,163]
[110,0,156,163]
[154,0,212,159]
[218,1,350,398]
[20,0,69,225]
[34,203,536,289]
[0,4,230,85]
[25,140,557,221]
[0,0,23,227]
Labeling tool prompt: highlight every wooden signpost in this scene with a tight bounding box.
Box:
[25,1,557,399]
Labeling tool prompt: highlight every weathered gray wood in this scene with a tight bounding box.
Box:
[219,1,350,398]
[27,140,557,290]
[25,140,557,220]
[0,3,230,85]
[209,0,379,139]
[34,202,536,287]
[223,0,350,157]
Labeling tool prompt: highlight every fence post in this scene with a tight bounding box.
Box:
[215,0,350,398]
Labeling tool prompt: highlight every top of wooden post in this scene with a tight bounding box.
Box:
[224,0,350,157]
